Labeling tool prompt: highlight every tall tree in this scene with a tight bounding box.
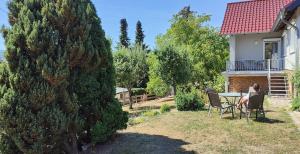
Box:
[0,0,127,153]
[114,45,148,109]
[119,18,130,48]
[156,46,191,95]
[135,20,145,45]
[156,6,229,88]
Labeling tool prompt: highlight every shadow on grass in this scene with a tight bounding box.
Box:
[92,133,195,154]
[253,117,285,124]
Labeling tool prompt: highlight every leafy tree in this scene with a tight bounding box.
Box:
[119,18,130,48]
[0,0,127,153]
[156,46,191,95]
[114,45,148,109]
[156,6,229,88]
[146,53,170,97]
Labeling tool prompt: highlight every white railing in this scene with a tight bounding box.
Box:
[226,59,285,72]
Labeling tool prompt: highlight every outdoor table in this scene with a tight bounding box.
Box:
[218,92,247,105]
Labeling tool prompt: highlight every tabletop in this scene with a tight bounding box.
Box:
[219,92,247,97]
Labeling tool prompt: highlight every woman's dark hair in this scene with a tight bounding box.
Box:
[252,83,260,92]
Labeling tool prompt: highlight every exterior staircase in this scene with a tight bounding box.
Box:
[269,75,289,97]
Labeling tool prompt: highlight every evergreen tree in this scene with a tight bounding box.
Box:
[135,20,144,45]
[119,18,130,48]
[0,0,127,153]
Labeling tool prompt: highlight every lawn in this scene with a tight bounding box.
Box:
[95,98,300,154]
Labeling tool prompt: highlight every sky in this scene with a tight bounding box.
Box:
[0,0,235,51]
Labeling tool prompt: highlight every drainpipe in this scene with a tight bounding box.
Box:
[280,10,300,70]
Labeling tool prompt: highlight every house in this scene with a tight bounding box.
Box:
[221,0,300,96]
[116,87,130,103]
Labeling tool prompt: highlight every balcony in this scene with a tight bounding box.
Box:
[226,59,284,72]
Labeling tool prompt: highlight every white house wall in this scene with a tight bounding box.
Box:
[234,33,282,61]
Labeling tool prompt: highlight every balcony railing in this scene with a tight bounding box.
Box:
[226,59,285,72]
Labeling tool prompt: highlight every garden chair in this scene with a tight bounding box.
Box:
[239,92,265,122]
[207,91,235,119]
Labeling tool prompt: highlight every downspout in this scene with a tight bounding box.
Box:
[280,10,300,70]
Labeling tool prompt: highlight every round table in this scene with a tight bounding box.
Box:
[219,92,247,105]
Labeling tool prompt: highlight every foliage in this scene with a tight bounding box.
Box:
[142,110,160,117]
[207,75,226,93]
[293,70,300,92]
[156,46,191,94]
[128,117,145,126]
[0,0,127,153]
[119,18,130,48]
[114,45,148,109]
[135,20,147,49]
[90,101,128,143]
[132,88,146,96]
[156,6,229,88]
[160,104,171,113]
[175,89,205,111]
[146,53,170,97]
[291,97,300,111]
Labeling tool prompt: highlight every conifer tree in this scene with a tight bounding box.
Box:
[119,18,130,48]
[135,20,149,51]
[135,20,144,45]
[0,0,127,153]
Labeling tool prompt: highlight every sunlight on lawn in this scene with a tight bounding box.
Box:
[102,98,300,153]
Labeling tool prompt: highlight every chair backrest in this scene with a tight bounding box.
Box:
[248,92,264,110]
[205,88,216,94]
[207,92,222,108]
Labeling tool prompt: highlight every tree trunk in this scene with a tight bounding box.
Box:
[173,84,177,95]
[64,132,79,154]
[128,88,133,109]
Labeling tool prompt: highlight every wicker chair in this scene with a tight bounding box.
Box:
[240,92,265,122]
[207,92,235,119]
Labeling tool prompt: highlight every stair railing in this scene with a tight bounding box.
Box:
[268,59,271,95]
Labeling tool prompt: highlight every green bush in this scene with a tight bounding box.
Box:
[175,90,205,111]
[142,110,160,117]
[160,104,171,113]
[128,117,146,126]
[291,97,300,111]
[90,100,128,143]
[132,88,146,96]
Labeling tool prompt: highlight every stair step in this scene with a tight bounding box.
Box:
[270,94,289,96]
[271,79,288,81]
[271,90,289,92]
[270,86,288,88]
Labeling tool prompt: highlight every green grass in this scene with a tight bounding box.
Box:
[103,99,300,153]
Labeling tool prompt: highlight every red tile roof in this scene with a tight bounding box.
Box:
[221,0,294,35]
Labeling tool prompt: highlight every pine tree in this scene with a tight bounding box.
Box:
[119,18,130,48]
[0,0,127,153]
[135,20,149,51]
[135,20,145,45]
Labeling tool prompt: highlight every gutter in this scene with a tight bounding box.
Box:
[279,9,300,70]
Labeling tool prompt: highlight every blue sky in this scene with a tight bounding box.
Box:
[0,0,234,51]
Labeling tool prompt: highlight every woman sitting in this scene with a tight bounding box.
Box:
[237,83,260,109]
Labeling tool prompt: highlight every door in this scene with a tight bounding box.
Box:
[264,38,281,70]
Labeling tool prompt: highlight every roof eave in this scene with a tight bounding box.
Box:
[220,31,273,35]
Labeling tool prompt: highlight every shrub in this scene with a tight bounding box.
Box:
[291,97,300,111]
[142,110,160,117]
[175,90,205,111]
[128,117,145,126]
[160,104,171,113]
[132,88,146,96]
[90,100,128,143]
